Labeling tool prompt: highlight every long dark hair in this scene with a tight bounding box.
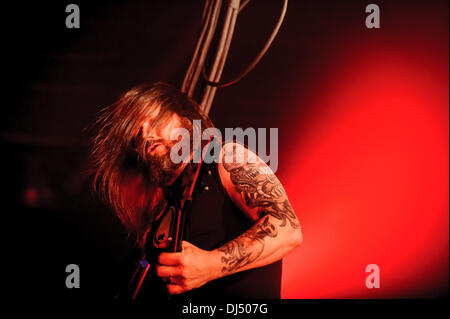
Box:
[90,82,213,237]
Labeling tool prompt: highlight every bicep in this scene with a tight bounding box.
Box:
[218,143,300,229]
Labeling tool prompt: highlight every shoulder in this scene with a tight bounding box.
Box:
[217,141,274,174]
[220,141,258,164]
[217,142,268,177]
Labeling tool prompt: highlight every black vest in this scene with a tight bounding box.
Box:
[133,162,282,300]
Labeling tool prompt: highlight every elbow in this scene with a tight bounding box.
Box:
[295,227,303,247]
[289,226,303,249]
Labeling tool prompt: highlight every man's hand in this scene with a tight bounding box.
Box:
[155,241,220,295]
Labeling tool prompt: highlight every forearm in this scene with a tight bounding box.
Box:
[210,214,302,280]
[155,215,301,295]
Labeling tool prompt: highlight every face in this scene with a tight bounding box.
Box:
[140,109,188,186]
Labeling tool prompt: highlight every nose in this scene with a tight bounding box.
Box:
[142,121,163,142]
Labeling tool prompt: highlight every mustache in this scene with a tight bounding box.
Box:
[145,138,176,156]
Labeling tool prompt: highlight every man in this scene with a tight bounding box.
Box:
[90,82,302,299]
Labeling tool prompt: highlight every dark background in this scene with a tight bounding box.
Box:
[2,0,448,300]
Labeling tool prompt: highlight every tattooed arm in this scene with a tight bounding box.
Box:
[155,142,302,294]
[213,142,302,276]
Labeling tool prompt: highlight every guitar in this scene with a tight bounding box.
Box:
[116,136,214,300]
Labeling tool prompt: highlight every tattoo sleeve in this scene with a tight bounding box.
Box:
[218,144,300,274]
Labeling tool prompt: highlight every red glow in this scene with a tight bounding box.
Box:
[24,187,38,207]
[279,28,449,297]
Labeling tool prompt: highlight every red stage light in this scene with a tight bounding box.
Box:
[280,27,448,298]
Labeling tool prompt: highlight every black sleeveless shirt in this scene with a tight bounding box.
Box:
[134,162,282,300]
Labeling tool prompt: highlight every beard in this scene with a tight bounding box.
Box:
[146,140,183,187]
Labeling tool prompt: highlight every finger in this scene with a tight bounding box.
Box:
[181,240,193,250]
[158,252,181,266]
[166,282,185,295]
[155,265,182,278]
[167,276,183,285]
